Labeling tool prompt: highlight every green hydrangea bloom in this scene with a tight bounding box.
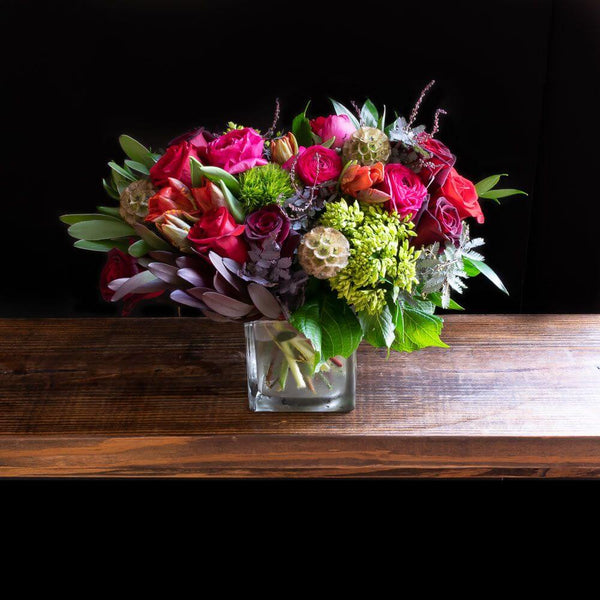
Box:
[321,199,420,315]
[238,163,294,212]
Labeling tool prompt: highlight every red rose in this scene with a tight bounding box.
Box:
[291,145,343,185]
[150,141,200,188]
[187,207,249,264]
[438,167,484,223]
[413,197,463,247]
[418,137,456,186]
[100,248,162,315]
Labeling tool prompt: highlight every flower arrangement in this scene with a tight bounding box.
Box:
[61,82,524,404]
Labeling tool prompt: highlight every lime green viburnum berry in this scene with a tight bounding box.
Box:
[320,199,421,316]
[238,163,294,212]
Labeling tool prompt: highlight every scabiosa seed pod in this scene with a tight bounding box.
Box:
[342,127,391,166]
[119,178,156,225]
[298,226,350,280]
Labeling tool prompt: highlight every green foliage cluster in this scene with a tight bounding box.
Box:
[321,199,420,316]
[238,163,294,212]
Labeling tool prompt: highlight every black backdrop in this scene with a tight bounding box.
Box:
[3,0,599,317]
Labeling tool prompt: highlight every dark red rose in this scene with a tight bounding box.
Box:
[100,248,162,315]
[438,167,484,223]
[418,137,456,187]
[245,204,291,248]
[150,141,200,188]
[413,197,463,247]
[187,207,249,264]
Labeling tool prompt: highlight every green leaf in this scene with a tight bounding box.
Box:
[118,135,155,168]
[124,160,150,176]
[108,161,136,182]
[329,98,360,129]
[128,239,151,257]
[463,257,509,295]
[320,294,362,361]
[321,136,336,149]
[73,239,130,253]
[68,220,135,240]
[132,223,172,251]
[462,258,481,277]
[289,298,322,367]
[218,180,245,224]
[377,105,387,131]
[479,188,528,202]
[392,305,448,352]
[292,112,313,147]
[102,178,120,200]
[358,305,395,349]
[474,174,507,195]
[190,158,241,195]
[361,99,379,127]
[428,292,464,310]
[60,213,123,225]
[96,206,122,218]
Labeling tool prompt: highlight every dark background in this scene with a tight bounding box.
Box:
[3,0,599,317]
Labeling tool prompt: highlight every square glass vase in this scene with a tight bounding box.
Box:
[244,320,356,413]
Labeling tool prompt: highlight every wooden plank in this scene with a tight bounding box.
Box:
[0,316,598,437]
[1,435,600,478]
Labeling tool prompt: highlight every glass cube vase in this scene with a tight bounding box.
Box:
[244,320,356,413]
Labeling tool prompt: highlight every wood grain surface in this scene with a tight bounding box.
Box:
[0,315,599,477]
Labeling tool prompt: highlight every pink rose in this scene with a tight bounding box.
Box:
[376,163,428,219]
[205,127,267,174]
[291,145,343,185]
[310,114,356,149]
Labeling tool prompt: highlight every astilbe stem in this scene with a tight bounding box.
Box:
[408,79,436,128]
[265,98,281,139]
[431,108,447,137]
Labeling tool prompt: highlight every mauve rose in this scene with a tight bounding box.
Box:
[291,145,343,185]
[376,163,428,219]
[418,137,456,186]
[310,114,356,149]
[150,141,200,188]
[245,204,290,248]
[438,167,484,223]
[187,207,248,264]
[413,197,463,247]
[100,249,162,316]
[205,127,267,174]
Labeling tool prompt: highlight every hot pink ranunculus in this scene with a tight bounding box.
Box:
[205,127,267,174]
[292,145,343,185]
[310,114,356,149]
[376,163,428,219]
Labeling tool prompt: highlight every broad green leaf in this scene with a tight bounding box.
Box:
[320,293,363,361]
[73,239,130,253]
[108,161,136,182]
[96,206,122,218]
[358,306,395,349]
[463,257,509,295]
[361,99,379,127]
[111,169,131,195]
[68,219,135,240]
[428,292,464,310]
[218,180,245,224]
[128,239,151,257]
[190,158,241,195]
[475,173,507,195]
[60,213,122,225]
[119,135,155,168]
[124,159,150,176]
[392,305,448,352]
[377,105,387,131]
[329,98,360,129]
[462,258,480,277]
[292,112,313,147]
[289,298,322,368]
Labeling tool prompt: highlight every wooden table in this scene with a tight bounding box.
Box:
[0,315,599,478]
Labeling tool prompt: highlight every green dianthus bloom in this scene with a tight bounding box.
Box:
[321,199,421,315]
[238,163,294,212]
